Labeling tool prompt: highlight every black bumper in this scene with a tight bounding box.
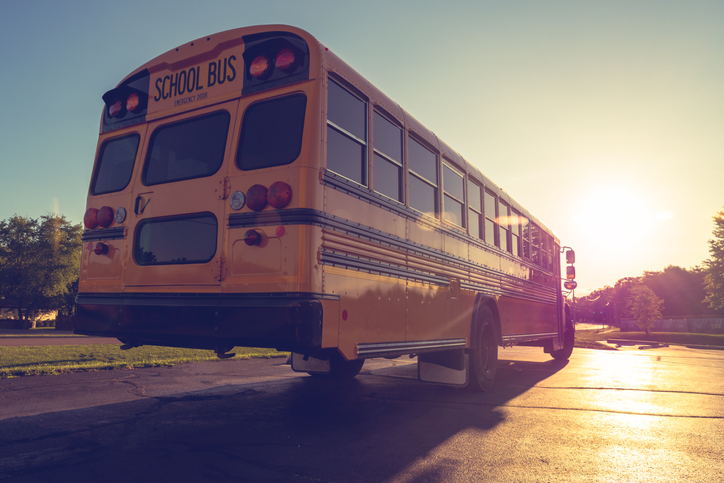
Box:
[74,293,325,352]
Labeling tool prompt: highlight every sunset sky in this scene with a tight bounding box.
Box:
[1,0,722,294]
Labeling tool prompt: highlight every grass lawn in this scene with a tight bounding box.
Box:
[0,344,288,378]
[575,326,724,350]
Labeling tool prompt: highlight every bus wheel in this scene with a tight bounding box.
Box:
[470,307,498,391]
[551,317,575,361]
[328,352,365,378]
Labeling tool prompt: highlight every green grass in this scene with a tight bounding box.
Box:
[575,327,724,350]
[0,344,288,378]
[575,327,620,350]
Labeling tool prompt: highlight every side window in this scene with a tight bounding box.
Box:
[544,233,554,271]
[92,134,140,195]
[408,137,438,216]
[522,216,531,259]
[443,163,464,227]
[327,79,367,185]
[499,201,510,253]
[511,209,521,257]
[144,111,230,186]
[372,111,403,202]
[468,181,482,238]
[484,190,497,246]
[530,223,540,265]
[237,94,307,170]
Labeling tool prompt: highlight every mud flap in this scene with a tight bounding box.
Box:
[291,352,331,374]
[418,349,468,386]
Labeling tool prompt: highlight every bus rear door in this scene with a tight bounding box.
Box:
[124,102,238,290]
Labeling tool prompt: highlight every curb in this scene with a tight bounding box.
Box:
[685,344,724,351]
[608,339,724,351]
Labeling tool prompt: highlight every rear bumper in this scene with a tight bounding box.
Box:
[74,292,326,352]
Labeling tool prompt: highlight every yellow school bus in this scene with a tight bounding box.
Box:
[75,25,576,390]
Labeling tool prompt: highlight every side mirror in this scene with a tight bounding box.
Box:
[566,250,575,264]
[566,265,576,280]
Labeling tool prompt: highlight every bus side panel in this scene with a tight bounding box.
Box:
[320,298,340,349]
[323,187,407,240]
[406,281,474,344]
[324,267,406,361]
[80,238,124,287]
[468,243,502,272]
[406,218,443,251]
[497,296,557,337]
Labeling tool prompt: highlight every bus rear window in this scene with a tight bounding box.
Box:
[134,213,217,265]
[237,94,307,170]
[91,134,139,195]
[143,112,230,185]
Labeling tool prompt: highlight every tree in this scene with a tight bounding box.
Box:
[642,265,712,316]
[704,209,724,315]
[0,215,82,328]
[626,283,664,335]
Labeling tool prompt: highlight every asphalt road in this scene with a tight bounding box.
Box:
[1,345,723,482]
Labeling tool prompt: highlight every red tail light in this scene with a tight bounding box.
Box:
[126,93,143,113]
[250,55,272,79]
[275,48,298,73]
[84,208,99,229]
[97,206,114,228]
[246,185,268,211]
[108,100,124,118]
[268,181,292,209]
[244,229,262,246]
[94,242,109,255]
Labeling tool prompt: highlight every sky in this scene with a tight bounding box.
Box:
[1,0,722,294]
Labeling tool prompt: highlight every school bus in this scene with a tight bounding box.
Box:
[75,24,576,390]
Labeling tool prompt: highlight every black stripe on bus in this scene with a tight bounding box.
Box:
[228,208,556,303]
[321,249,450,286]
[76,291,341,306]
[82,227,126,242]
[357,338,466,358]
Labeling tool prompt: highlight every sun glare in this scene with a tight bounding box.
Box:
[570,183,670,258]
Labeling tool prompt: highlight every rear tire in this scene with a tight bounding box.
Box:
[469,306,498,391]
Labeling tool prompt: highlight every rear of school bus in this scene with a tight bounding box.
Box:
[75,26,333,357]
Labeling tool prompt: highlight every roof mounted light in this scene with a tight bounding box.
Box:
[250,55,272,79]
[108,100,124,118]
[126,93,143,113]
[275,48,298,73]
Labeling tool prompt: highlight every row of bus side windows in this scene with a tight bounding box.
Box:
[327,78,557,271]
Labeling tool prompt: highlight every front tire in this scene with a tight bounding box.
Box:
[469,306,498,391]
[551,315,575,361]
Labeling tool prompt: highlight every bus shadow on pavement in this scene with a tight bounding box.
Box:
[1,356,568,482]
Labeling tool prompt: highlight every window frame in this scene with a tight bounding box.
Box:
[142,110,230,187]
[236,93,307,171]
[407,135,439,218]
[442,161,465,228]
[372,109,404,203]
[484,189,498,247]
[91,133,140,195]
[498,200,510,253]
[467,179,483,239]
[326,77,368,186]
